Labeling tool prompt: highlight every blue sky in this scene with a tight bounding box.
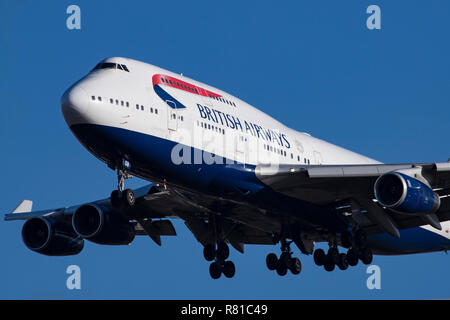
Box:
[1,1,449,299]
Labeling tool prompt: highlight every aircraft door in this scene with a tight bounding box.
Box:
[166,100,178,131]
[235,134,246,167]
[313,150,323,165]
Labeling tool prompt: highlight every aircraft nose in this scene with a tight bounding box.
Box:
[61,85,90,126]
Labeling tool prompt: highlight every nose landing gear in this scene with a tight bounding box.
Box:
[110,167,135,208]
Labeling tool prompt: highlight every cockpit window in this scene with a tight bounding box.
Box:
[92,62,130,72]
[93,62,116,70]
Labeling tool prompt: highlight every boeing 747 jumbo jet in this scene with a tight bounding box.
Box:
[5,57,450,279]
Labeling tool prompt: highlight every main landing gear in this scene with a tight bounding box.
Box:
[313,230,373,272]
[266,238,302,276]
[204,241,236,279]
[110,167,135,208]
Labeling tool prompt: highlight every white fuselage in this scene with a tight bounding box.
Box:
[62,57,380,168]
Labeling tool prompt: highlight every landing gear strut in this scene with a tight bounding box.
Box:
[110,166,135,208]
[266,238,302,276]
[203,215,236,280]
[205,241,236,279]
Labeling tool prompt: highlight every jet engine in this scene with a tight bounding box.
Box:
[374,171,440,214]
[22,217,84,256]
[72,204,135,245]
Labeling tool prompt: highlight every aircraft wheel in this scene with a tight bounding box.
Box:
[209,262,221,279]
[110,190,123,208]
[313,248,326,266]
[346,248,359,266]
[122,189,136,207]
[217,241,229,261]
[223,261,236,278]
[337,253,349,270]
[203,244,216,261]
[324,259,335,272]
[289,257,302,275]
[359,247,373,265]
[276,263,288,276]
[266,253,278,271]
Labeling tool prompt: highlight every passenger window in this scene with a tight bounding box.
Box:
[98,96,102,101]
[91,96,95,100]
[141,105,144,111]
[110,98,113,104]
[126,102,129,107]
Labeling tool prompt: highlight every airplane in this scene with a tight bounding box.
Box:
[5,57,450,279]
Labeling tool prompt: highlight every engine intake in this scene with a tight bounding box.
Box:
[72,204,135,245]
[374,172,440,214]
[22,217,84,256]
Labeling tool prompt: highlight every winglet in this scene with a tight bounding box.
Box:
[12,200,33,214]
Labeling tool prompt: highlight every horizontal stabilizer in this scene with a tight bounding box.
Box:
[12,200,33,214]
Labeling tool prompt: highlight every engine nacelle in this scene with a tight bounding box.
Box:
[374,171,440,214]
[72,204,135,245]
[22,217,84,256]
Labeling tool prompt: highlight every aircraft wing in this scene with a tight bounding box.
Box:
[4,183,275,248]
[256,162,450,237]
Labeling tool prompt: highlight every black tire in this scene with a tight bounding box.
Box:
[327,247,339,265]
[279,252,289,268]
[324,259,335,272]
[203,244,216,261]
[266,253,278,271]
[289,257,302,275]
[337,253,349,271]
[209,262,221,279]
[223,261,236,278]
[346,248,359,266]
[313,249,326,266]
[341,231,353,248]
[276,264,288,276]
[122,189,136,207]
[359,247,373,265]
[217,242,229,261]
[110,190,122,208]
